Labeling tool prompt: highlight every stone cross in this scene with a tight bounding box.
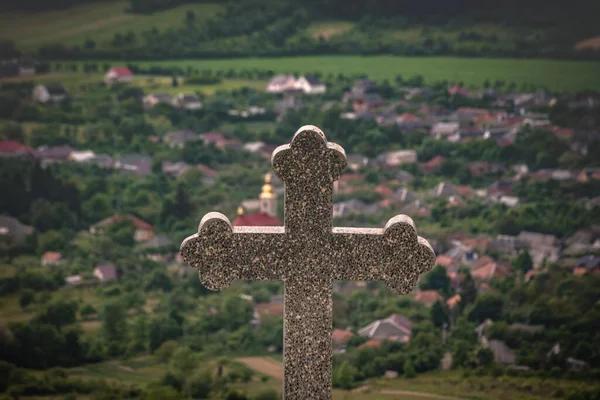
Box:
[180,125,436,400]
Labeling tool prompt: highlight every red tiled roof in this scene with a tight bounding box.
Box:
[361,339,382,348]
[397,113,421,122]
[415,290,443,306]
[0,140,33,153]
[42,251,63,262]
[448,86,471,96]
[375,184,394,198]
[196,164,218,177]
[339,173,365,183]
[255,303,284,316]
[93,214,154,231]
[332,328,355,344]
[447,294,461,310]
[456,185,474,197]
[436,255,455,268]
[108,66,132,77]
[233,212,281,227]
[422,156,445,171]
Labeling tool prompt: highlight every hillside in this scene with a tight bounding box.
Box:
[0,0,599,61]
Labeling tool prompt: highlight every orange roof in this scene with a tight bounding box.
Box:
[446,294,461,310]
[375,184,394,198]
[436,255,455,268]
[42,251,63,262]
[232,212,281,227]
[339,173,365,183]
[573,267,588,276]
[332,328,355,344]
[197,164,218,177]
[361,339,381,349]
[474,256,495,269]
[415,290,443,306]
[422,156,445,171]
[94,214,154,231]
[255,303,284,316]
[456,185,474,197]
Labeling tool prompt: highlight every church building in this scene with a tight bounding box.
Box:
[232,173,281,226]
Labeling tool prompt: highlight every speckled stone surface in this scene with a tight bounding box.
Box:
[180,125,436,400]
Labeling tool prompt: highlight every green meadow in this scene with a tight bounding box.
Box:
[120,56,600,92]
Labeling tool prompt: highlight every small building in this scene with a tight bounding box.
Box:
[432,182,461,198]
[294,75,326,94]
[41,251,65,267]
[487,340,516,365]
[346,154,369,171]
[0,216,34,245]
[421,156,446,174]
[333,199,367,218]
[33,83,68,103]
[332,328,355,354]
[266,75,297,93]
[358,313,413,343]
[573,254,600,276]
[252,302,284,326]
[233,174,281,227]
[143,93,173,109]
[0,140,34,158]
[65,275,82,286]
[164,130,200,149]
[90,214,154,242]
[93,264,117,282]
[375,150,417,168]
[114,154,152,176]
[196,164,219,185]
[104,66,133,84]
[162,161,191,177]
[431,122,459,138]
[172,93,202,110]
[414,290,443,307]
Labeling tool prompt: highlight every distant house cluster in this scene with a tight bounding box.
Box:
[266,74,326,94]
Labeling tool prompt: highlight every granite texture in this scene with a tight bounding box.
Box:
[180,125,436,400]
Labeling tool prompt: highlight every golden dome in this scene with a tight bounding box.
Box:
[259,173,276,199]
[237,206,244,215]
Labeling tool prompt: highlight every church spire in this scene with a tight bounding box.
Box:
[259,173,277,217]
[237,206,244,216]
[259,173,276,199]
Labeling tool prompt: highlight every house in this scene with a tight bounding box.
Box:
[172,93,202,110]
[517,231,561,266]
[34,145,74,166]
[566,357,588,371]
[114,154,152,176]
[358,313,413,343]
[41,251,65,267]
[13,57,36,75]
[252,302,284,326]
[487,180,514,196]
[421,156,446,174]
[93,264,117,282]
[396,113,425,130]
[376,110,398,126]
[139,234,175,263]
[143,93,173,109]
[402,200,431,218]
[346,154,369,171]
[104,66,133,84]
[0,216,34,245]
[0,140,33,158]
[65,275,82,286]
[375,150,417,168]
[577,168,600,183]
[431,122,459,138]
[446,294,461,310]
[294,75,326,94]
[572,255,600,276]
[352,94,385,113]
[395,170,414,184]
[404,87,434,100]
[33,83,68,103]
[69,150,96,163]
[164,130,200,149]
[391,188,417,204]
[200,132,226,146]
[432,182,461,198]
[487,194,520,208]
[196,164,219,185]
[332,329,355,353]
[90,214,154,242]
[448,85,472,97]
[471,259,511,281]
[266,75,297,93]
[333,199,367,218]
[490,235,528,254]
[162,161,191,177]
[414,290,443,307]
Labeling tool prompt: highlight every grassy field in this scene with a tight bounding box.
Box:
[118,56,600,92]
[0,1,223,49]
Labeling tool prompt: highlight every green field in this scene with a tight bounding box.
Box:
[119,56,600,92]
[0,1,223,49]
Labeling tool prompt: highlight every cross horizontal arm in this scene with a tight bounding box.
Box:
[180,213,291,290]
[330,215,436,294]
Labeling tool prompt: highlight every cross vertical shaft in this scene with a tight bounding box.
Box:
[284,277,333,400]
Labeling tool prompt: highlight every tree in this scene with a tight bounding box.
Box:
[403,359,416,378]
[185,10,196,27]
[149,316,182,352]
[513,250,533,275]
[333,361,358,390]
[35,300,78,329]
[477,348,494,367]
[171,76,178,87]
[452,339,475,368]
[101,301,129,355]
[19,289,35,308]
[467,294,504,323]
[430,300,449,328]
[169,346,199,377]
[420,265,451,295]
[459,272,477,307]
[155,340,179,363]
[185,371,212,399]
